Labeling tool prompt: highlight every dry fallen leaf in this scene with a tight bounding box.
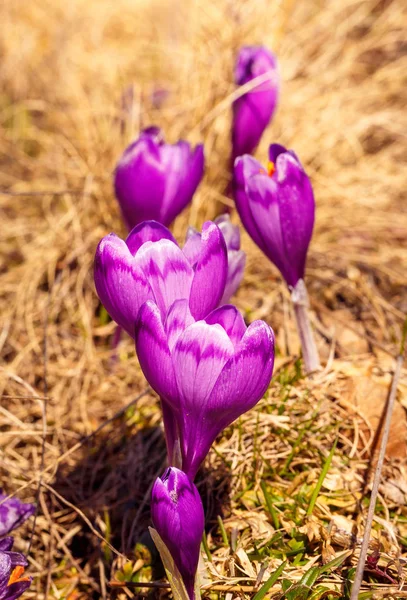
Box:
[337,362,407,461]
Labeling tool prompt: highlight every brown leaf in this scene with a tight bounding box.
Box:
[339,366,407,461]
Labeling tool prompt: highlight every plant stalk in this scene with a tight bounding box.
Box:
[161,400,182,469]
[291,279,321,374]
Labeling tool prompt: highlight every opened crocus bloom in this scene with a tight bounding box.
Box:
[185,214,246,304]
[114,127,204,230]
[0,492,35,537]
[94,220,227,338]
[0,538,32,600]
[151,468,204,600]
[234,144,315,288]
[232,46,279,162]
[136,302,274,479]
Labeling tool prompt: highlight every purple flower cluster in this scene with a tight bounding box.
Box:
[0,493,34,599]
[94,43,318,599]
[95,217,274,597]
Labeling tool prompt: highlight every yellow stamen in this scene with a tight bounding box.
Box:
[267,161,275,177]
[8,566,30,586]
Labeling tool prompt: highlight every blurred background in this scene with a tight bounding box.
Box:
[1,0,406,597]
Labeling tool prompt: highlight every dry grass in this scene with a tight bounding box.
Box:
[1,0,407,597]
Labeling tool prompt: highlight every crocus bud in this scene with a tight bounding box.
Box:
[114,127,204,230]
[0,491,35,536]
[94,220,227,338]
[232,46,279,162]
[184,214,246,305]
[151,468,204,599]
[234,144,315,288]
[0,537,32,600]
[136,302,274,479]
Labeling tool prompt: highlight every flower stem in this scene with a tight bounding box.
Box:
[291,279,321,375]
[161,400,182,469]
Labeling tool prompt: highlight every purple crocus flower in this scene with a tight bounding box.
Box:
[184,215,246,304]
[136,302,274,479]
[234,144,315,288]
[151,468,204,600]
[0,538,32,600]
[232,46,279,162]
[0,492,35,538]
[94,220,227,338]
[114,127,204,230]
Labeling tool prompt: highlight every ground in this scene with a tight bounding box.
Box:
[0,0,406,598]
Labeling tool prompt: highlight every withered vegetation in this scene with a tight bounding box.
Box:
[0,0,406,598]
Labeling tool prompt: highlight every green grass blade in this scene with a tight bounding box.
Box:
[307,438,338,517]
[252,560,287,600]
[261,480,280,529]
[217,515,229,547]
[298,566,320,588]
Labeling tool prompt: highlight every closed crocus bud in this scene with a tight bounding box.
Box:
[0,537,32,600]
[234,144,315,288]
[151,468,204,600]
[184,214,245,305]
[0,491,35,537]
[114,127,204,230]
[136,302,274,480]
[232,46,279,162]
[94,220,227,338]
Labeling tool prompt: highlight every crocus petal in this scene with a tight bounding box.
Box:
[137,240,194,318]
[210,320,274,420]
[159,143,205,226]
[181,320,274,479]
[165,300,194,351]
[94,234,152,337]
[0,552,11,590]
[172,321,234,409]
[4,579,32,600]
[173,321,235,474]
[5,552,28,569]
[182,228,202,267]
[126,220,177,256]
[234,156,271,258]
[0,540,13,553]
[151,468,204,600]
[243,173,292,281]
[114,136,167,229]
[220,250,246,304]
[140,126,163,143]
[214,215,241,250]
[0,492,35,537]
[268,143,287,163]
[274,153,315,286]
[204,305,246,348]
[189,222,227,319]
[135,301,178,404]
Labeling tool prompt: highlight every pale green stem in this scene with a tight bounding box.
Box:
[291,279,321,375]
